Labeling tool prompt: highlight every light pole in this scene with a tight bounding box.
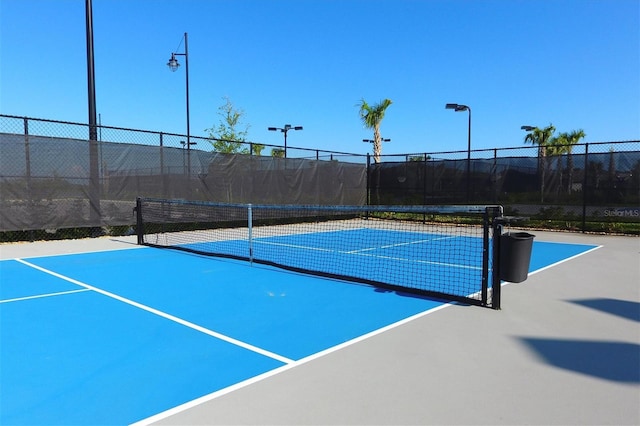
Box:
[446,103,472,202]
[86,0,100,228]
[180,140,197,176]
[268,124,303,158]
[167,32,191,161]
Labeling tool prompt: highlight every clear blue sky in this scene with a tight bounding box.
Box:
[1,0,639,156]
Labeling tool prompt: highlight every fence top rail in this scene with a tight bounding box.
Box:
[2,114,638,160]
[390,140,640,159]
[0,114,365,158]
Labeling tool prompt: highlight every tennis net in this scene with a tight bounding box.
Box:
[135,197,503,307]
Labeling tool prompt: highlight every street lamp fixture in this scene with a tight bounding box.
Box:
[167,54,180,71]
[167,32,191,155]
[521,125,536,131]
[445,103,472,202]
[268,124,303,158]
[445,103,469,113]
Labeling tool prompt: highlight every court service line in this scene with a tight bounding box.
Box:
[0,288,90,304]
[14,258,294,365]
[347,235,458,253]
[352,251,483,270]
[254,240,335,253]
[256,239,480,270]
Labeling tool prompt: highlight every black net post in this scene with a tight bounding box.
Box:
[491,217,503,310]
[481,208,490,307]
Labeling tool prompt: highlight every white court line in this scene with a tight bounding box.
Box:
[14,258,294,365]
[256,237,481,270]
[130,302,453,426]
[255,240,335,253]
[0,288,90,304]
[130,242,604,426]
[347,235,458,253]
[508,244,604,281]
[352,251,483,270]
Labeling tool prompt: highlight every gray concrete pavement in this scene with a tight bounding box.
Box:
[150,231,640,425]
[2,231,638,425]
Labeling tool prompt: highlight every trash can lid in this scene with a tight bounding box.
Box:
[503,232,535,239]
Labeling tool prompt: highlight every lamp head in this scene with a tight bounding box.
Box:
[446,103,469,112]
[167,54,180,72]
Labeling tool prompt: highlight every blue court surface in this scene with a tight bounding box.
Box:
[181,228,488,298]
[0,238,598,425]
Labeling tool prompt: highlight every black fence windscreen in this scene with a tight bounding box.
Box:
[368,144,640,232]
[1,114,638,240]
[0,115,366,234]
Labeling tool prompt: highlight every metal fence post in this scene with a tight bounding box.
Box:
[23,118,34,240]
[582,143,589,232]
[493,148,498,203]
[366,153,371,206]
[159,132,166,198]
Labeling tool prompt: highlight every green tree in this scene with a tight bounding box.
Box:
[250,143,265,156]
[205,97,264,154]
[358,98,392,163]
[524,124,556,202]
[553,129,586,193]
[271,148,285,158]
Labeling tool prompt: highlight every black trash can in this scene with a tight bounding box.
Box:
[499,232,535,283]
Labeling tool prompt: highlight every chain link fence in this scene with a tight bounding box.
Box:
[1,114,638,241]
[0,115,367,241]
[369,141,640,233]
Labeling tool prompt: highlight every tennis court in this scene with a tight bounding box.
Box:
[1,228,638,425]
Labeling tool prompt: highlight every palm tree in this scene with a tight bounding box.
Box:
[554,129,586,193]
[524,124,556,202]
[358,98,392,163]
[544,136,565,197]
